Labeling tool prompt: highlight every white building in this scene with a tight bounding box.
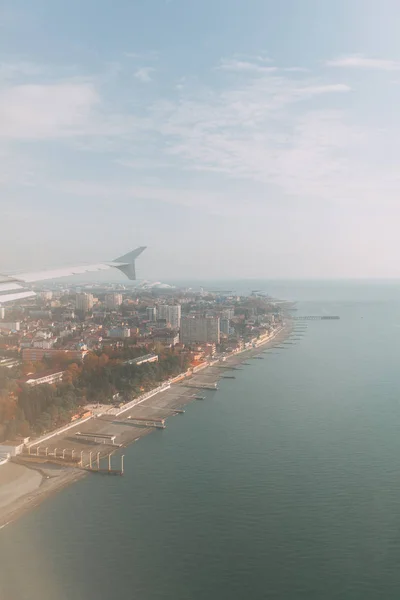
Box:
[105,293,122,309]
[107,327,131,338]
[0,358,20,369]
[0,307,5,319]
[75,293,94,312]
[60,327,76,338]
[156,304,181,329]
[146,307,157,322]
[21,369,65,387]
[157,304,169,321]
[180,315,220,344]
[32,338,56,349]
[222,308,235,320]
[35,330,52,339]
[0,438,29,457]
[125,353,159,366]
[220,318,230,335]
[167,305,181,330]
[39,291,53,301]
[0,321,20,331]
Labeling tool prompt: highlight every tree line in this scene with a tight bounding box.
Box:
[0,349,189,442]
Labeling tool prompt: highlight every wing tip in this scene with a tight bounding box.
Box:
[113,247,147,263]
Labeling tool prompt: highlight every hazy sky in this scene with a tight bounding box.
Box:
[2,0,400,281]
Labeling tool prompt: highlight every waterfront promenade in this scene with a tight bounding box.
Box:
[0,322,292,528]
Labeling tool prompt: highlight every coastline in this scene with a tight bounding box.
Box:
[0,321,293,529]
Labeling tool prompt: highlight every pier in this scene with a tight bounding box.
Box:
[146,405,185,414]
[86,453,125,476]
[186,383,218,390]
[75,432,117,445]
[293,316,339,320]
[127,416,166,429]
[18,447,125,476]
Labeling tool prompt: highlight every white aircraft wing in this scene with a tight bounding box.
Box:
[0,247,146,304]
[13,263,115,283]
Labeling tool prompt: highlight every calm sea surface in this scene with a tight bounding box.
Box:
[2,281,400,599]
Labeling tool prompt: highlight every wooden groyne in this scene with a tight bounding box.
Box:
[186,383,218,390]
[127,416,166,429]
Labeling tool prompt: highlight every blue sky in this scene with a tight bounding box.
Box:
[2,0,400,280]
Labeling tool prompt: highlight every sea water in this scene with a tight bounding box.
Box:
[2,281,400,599]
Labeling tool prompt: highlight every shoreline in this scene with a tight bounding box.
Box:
[0,321,294,529]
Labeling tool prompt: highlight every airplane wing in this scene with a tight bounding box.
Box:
[0,247,146,304]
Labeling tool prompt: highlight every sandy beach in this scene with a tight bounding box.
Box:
[0,463,42,512]
[0,322,294,529]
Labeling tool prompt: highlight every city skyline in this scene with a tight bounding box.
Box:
[2,1,400,279]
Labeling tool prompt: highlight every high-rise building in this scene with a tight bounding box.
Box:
[146,307,157,322]
[105,293,123,309]
[39,291,53,302]
[75,293,94,313]
[220,318,230,335]
[222,307,235,320]
[0,307,4,319]
[157,304,169,321]
[156,304,181,329]
[180,315,220,344]
[167,305,181,330]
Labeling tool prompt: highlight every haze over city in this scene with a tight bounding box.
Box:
[4,3,400,600]
[2,0,400,279]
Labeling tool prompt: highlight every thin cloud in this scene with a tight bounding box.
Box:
[220,58,309,75]
[134,67,155,82]
[326,54,400,71]
[0,61,45,81]
[283,67,309,73]
[218,59,277,74]
[0,54,393,223]
[231,53,273,63]
[0,81,99,139]
[144,70,360,206]
[48,180,231,215]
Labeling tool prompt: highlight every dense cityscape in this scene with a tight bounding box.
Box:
[0,282,284,453]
